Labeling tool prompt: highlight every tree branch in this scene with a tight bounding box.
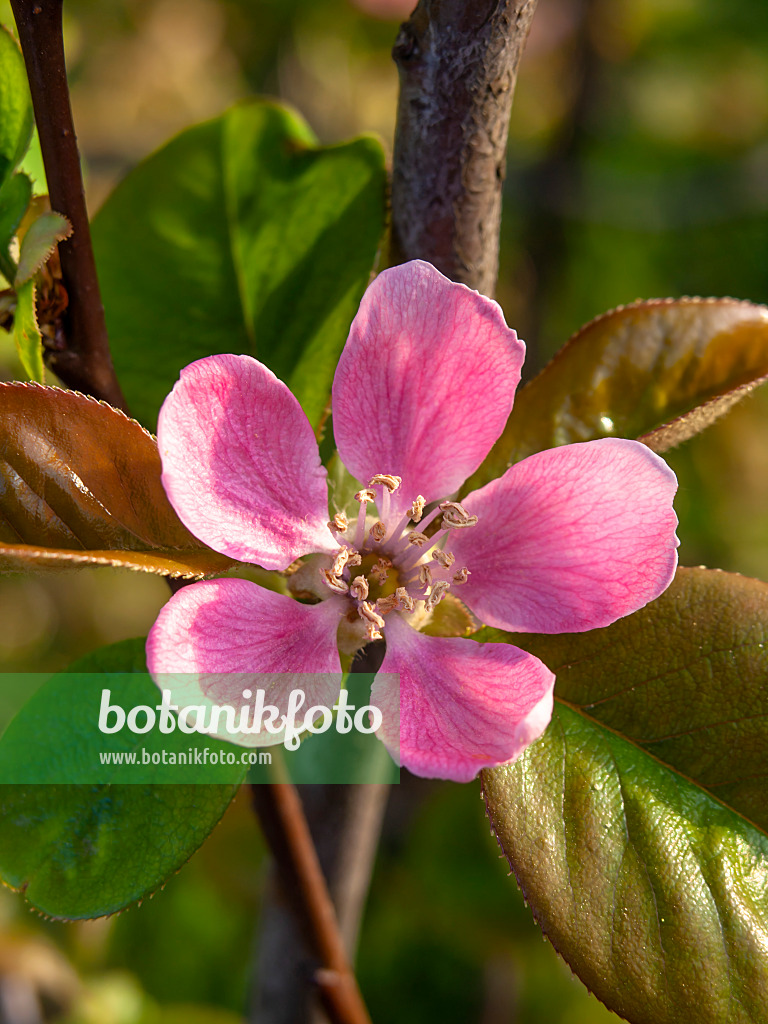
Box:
[10,0,127,410]
[250,783,375,1024]
[390,0,538,297]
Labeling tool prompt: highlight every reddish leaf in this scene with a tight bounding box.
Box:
[0,383,236,576]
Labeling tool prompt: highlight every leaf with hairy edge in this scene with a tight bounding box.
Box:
[0,639,243,919]
[93,99,386,431]
[0,27,33,191]
[11,278,42,381]
[466,299,768,492]
[0,383,236,576]
[481,567,768,1024]
[14,209,72,286]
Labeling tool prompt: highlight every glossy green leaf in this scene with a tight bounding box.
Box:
[0,383,236,576]
[0,171,31,262]
[467,299,768,492]
[0,26,33,190]
[482,567,768,1024]
[0,639,242,919]
[15,209,72,286]
[92,99,387,431]
[11,277,42,380]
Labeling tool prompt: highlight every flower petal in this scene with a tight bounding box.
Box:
[146,579,343,746]
[158,354,335,570]
[451,438,679,634]
[373,614,555,782]
[332,261,525,519]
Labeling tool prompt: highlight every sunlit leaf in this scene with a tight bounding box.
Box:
[92,99,387,431]
[11,278,42,381]
[0,383,236,576]
[0,26,33,190]
[467,299,768,491]
[482,567,768,1024]
[0,639,242,919]
[14,209,72,286]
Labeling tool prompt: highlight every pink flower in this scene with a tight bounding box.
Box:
[146,261,679,782]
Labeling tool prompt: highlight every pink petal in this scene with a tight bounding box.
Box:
[158,354,335,570]
[451,438,679,634]
[146,579,343,746]
[373,614,555,782]
[332,261,525,519]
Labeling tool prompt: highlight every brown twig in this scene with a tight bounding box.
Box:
[251,783,373,1024]
[390,0,539,297]
[9,0,127,410]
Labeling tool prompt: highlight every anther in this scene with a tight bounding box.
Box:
[320,569,348,595]
[409,495,426,523]
[376,595,398,613]
[355,489,376,504]
[368,521,387,544]
[418,565,433,589]
[439,501,478,529]
[369,474,402,493]
[407,531,429,547]
[425,580,451,611]
[332,546,354,577]
[349,575,369,601]
[347,551,362,568]
[452,567,470,584]
[395,587,414,611]
[370,557,391,584]
[433,549,455,569]
[359,601,385,630]
[328,512,348,533]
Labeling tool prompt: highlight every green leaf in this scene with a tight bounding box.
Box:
[0,639,242,919]
[467,298,768,492]
[482,567,768,1024]
[0,382,236,576]
[92,99,387,431]
[0,26,33,190]
[15,209,72,286]
[11,277,42,380]
[0,171,31,259]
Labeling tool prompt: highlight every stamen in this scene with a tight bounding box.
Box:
[452,567,470,584]
[359,601,385,637]
[328,512,348,534]
[354,489,375,549]
[407,532,429,548]
[365,623,383,641]
[395,587,414,611]
[425,580,451,611]
[440,501,478,529]
[409,495,426,523]
[370,557,392,584]
[368,521,387,545]
[376,594,398,613]
[369,474,402,493]
[347,551,362,568]
[418,564,433,589]
[433,549,455,569]
[349,575,369,601]
[320,569,348,595]
[332,546,354,577]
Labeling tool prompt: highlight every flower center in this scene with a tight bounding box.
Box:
[323,474,474,642]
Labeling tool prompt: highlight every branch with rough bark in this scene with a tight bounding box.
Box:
[390,0,538,297]
[10,0,127,410]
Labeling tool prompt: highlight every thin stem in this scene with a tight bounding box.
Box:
[10,0,127,410]
[251,782,374,1024]
[390,0,539,297]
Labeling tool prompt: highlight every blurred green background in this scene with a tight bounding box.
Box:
[0,0,767,1020]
